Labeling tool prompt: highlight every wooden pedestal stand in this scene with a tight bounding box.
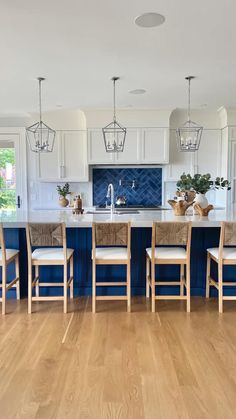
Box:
[193,204,214,216]
[168,200,194,216]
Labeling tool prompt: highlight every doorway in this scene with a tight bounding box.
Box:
[0,129,27,211]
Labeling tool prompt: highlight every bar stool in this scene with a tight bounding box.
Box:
[206,221,236,313]
[146,222,192,312]
[92,222,131,313]
[0,224,20,315]
[26,223,74,314]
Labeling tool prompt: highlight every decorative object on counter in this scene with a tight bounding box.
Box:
[102,77,126,153]
[26,77,56,153]
[72,195,84,214]
[115,195,127,206]
[176,172,231,210]
[176,190,196,203]
[168,199,194,216]
[193,203,214,216]
[57,182,70,207]
[176,76,203,152]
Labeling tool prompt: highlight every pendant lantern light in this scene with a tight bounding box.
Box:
[176,76,203,152]
[26,77,56,153]
[102,77,126,152]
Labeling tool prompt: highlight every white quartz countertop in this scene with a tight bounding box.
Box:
[0,208,235,228]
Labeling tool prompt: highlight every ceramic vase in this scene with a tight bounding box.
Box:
[59,196,69,207]
[194,193,208,213]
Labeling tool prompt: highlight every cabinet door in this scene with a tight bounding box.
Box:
[116,129,140,163]
[141,128,169,164]
[62,131,88,181]
[194,129,221,177]
[88,129,115,164]
[37,133,61,181]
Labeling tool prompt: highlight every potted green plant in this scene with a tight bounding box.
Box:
[57,182,70,207]
[176,173,231,209]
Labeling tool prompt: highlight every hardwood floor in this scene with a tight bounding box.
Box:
[1,297,236,418]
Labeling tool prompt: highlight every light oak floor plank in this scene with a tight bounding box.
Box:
[1,297,236,418]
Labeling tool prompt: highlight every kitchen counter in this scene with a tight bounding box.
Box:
[0,207,234,228]
[3,207,236,300]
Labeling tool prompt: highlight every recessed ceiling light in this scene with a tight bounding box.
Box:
[129,89,146,94]
[135,13,165,28]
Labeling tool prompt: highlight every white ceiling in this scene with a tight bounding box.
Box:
[1,0,236,113]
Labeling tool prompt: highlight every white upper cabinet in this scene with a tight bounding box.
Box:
[194,129,222,177]
[141,128,169,164]
[37,130,88,182]
[116,129,140,163]
[88,129,115,164]
[37,132,61,180]
[167,128,222,180]
[88,127,169,164]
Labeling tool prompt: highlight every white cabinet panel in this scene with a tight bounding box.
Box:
[38,133,61,180]
[62,131,88,181]
[195,130,221,177]
[38,130,88,182]
[88,129,114,164]
[141,128,169,164]
[116,129,140,163]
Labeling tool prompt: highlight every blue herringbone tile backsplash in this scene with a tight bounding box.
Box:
[93,168,162,207]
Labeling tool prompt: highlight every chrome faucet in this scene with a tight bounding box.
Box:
[106,183,115,215]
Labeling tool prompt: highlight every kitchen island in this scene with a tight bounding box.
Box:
[1,208,236,300]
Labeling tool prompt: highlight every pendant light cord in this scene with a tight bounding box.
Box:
[39,78,42,123]
[188,77,191,122]
[113,78,116,123]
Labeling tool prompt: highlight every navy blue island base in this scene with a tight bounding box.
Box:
[3,226,236,300]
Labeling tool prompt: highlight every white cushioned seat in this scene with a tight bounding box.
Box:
[0,249,19,262]
[32,248,74,261]
[146,247,187,259]
[207,247,236,260]
[93,247,129,260]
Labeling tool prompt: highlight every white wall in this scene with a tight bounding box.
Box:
[84,109,172,128]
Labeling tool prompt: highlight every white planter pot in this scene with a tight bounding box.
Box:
[194,193,208,213]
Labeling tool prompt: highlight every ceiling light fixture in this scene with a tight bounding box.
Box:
[102,77,126,153]
[26,77,56,153]
[135,13,165,28]
[176,76,203,152]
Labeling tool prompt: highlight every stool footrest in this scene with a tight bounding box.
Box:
[155,295,187,300]
[96,281,127,286]
[96,296,128,301]
[32,296,64,301]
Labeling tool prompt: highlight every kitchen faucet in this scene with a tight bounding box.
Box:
[106,183,115,215]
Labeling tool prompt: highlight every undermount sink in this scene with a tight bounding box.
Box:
[86,210,140,215]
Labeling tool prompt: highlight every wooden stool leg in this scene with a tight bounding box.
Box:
[127,260,131,313]
[218,262,223,313]
[92,259,96,313]
[186,262,191,313]
[28,262,32,314]
[2,265,6,315]
[15,254,20,300]
[151,261,155,313]
[70,254,74,299]
[206,253,211,298]
[180,264,184,296]
[35,265,39,298]
[63,262,68,314]
[146,256,150,298]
